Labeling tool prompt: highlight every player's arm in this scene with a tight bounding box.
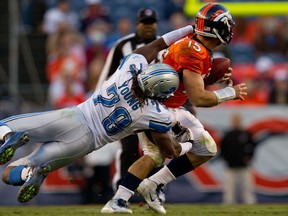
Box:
[183,69,219,107]
[149,130,192,158]
[134,26,193,64]
[183,69,248,107]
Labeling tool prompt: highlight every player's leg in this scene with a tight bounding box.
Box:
[2,108,95,203]
[137,108,217,213]
[101,132,163,214]
[101,154,155,214]
[114,135,141,189]
[0,129,29,165]
[0,112,38,165]
[0,107,84,165]
[3,132,94,202]
[104,135,140,213]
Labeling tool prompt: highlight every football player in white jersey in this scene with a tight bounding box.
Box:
[0,26,194,204]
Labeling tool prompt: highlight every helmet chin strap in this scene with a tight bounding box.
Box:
[213,28,227,45]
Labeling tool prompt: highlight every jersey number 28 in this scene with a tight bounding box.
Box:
[93,84,132,136]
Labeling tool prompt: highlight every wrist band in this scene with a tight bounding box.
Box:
[213,87,236,104]
[162,25,194,46]
[179,141,193,156]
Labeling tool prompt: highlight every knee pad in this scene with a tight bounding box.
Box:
[191,131,217,156]
[138,132,164,167]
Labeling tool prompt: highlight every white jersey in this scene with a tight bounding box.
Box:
[78,53,172,148]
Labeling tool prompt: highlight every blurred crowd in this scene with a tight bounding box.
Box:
[19,0,288,109]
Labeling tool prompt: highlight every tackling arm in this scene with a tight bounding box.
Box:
[149,131,179,159]
[149,131,193,158]
[134,26,193,64]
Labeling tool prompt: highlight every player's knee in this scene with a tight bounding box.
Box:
[192,131,217,156]
[146,153,164,168]
[138,132,164,167]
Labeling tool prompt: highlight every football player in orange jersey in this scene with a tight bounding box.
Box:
[101,3,247,214]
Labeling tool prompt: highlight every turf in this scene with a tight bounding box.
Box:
[0,204,287,216]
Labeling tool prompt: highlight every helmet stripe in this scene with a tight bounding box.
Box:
[141,69,178,82]
[201,3,216,18]
[197,3,216,32]
[198,17,204,32]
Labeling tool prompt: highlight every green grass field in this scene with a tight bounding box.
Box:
[0,204,287,216]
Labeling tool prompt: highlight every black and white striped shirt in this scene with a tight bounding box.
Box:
[96,33,161,87]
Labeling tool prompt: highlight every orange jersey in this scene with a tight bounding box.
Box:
[162,34,212,108]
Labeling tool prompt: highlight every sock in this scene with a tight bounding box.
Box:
[0,123,12,141]
[113,172,141,201]
[114,185,134,201]
[148,165,176,185]
[21,166,30,181]
[148,165,163,177]
[167,154,194,178]
[8,165,26,186]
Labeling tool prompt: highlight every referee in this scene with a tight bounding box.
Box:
[96,8,160,85]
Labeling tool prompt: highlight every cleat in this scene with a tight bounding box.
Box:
[17,164,50,203]
[101,198,132,214]
[158,186,166,205]
[137,179,166,214]
[0,131,29,165]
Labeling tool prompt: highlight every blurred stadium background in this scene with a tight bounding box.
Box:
[0,0,287,206]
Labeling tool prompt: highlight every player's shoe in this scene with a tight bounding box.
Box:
[17,164,50,203]
[0,131,29,165]
[137,178,166,214]
[158,185,166,204]
[101,198,132,214]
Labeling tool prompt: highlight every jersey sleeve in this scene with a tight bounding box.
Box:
[167,39,206,75]
[149,117,172,133]
[142,102,172,133]
[118,53,148,72]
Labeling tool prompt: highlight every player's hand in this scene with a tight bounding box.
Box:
[232,83,247,101]
[219,67,233,84]
[172,122,194,143]
[227,78,233,86]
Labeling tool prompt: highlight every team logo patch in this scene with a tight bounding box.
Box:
[144,9,153,17]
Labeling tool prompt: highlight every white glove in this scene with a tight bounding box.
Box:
[171,122,194,142]
[138,132,165,167]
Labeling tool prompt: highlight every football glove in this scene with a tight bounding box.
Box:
[171,122,194,143]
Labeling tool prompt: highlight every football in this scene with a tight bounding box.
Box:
[204,57,230,85]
